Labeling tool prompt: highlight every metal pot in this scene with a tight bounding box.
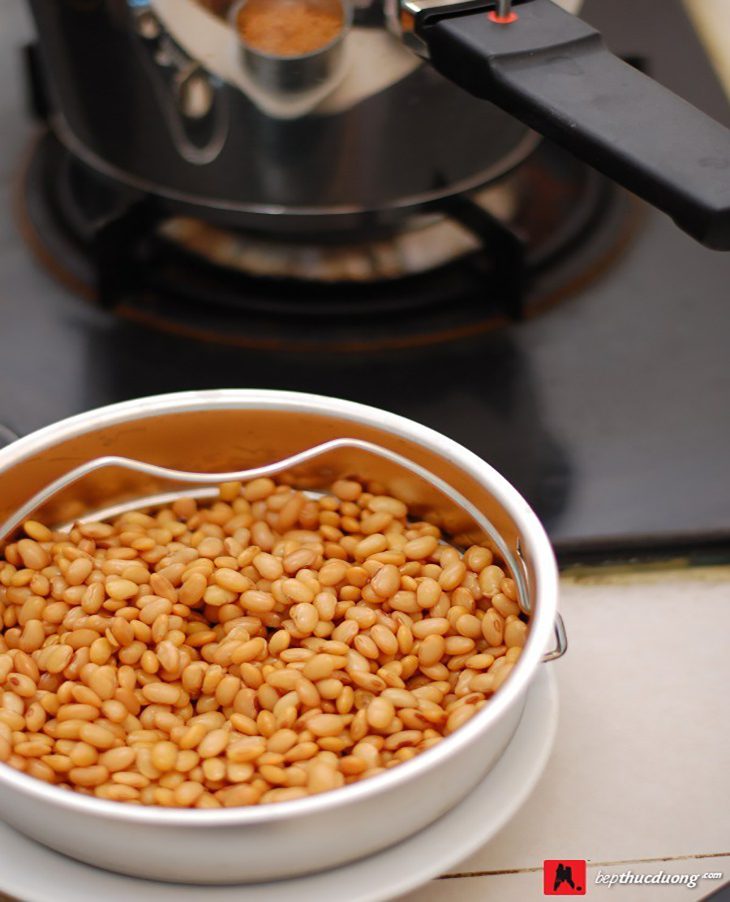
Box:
[27,0,730,246]
[0,389,562,883]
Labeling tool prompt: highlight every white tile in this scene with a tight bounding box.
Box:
[443,570,730,875]
[683,0,730,99]
[399,872,541,902]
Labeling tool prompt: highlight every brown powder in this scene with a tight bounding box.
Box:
[237,0,343,57]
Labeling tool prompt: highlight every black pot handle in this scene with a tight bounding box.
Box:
[418,0,730,249]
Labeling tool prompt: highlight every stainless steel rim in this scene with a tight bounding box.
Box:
[50,115,541,221]
[0,389,559,826]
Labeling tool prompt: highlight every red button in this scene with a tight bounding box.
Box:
[487,10,519,22]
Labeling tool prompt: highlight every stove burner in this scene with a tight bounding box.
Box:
[18,130,640,351]
[158,181,519,285]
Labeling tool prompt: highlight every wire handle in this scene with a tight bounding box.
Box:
[0,437,531,600]
[0,435,570,660]
[542,613,567,662]
[0,424,20,450]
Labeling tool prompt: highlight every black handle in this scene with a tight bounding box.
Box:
[420,0,730,249]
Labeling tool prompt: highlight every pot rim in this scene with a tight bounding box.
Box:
[0,389,558,826]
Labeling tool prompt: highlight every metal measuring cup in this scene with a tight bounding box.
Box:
[230,0,352,99]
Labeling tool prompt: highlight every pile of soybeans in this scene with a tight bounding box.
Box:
[0,476,527,808]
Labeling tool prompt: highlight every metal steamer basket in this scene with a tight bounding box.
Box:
[0,390,562,883]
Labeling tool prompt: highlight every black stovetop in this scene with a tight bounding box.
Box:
[0,0,729,561]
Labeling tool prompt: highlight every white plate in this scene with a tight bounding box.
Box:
[0,667,557,902]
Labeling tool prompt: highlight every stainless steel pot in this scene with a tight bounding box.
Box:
[0,389,562,884]
[27,0,730,246]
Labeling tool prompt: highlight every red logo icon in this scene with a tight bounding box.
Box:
[543,860,587,895]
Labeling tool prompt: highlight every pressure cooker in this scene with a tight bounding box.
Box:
[28,0,730,247]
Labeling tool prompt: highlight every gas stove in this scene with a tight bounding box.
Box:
[18,129,635,348]
[1,0,729,561]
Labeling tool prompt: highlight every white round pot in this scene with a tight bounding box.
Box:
[0,390,562,884]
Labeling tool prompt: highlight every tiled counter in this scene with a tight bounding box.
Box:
[400,567,730,901]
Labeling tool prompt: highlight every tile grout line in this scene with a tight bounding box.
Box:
[440,850,730,880]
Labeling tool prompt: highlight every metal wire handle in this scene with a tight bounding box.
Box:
[0,437,566,661]
[0,424,19,451]
[543,613,567,662]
